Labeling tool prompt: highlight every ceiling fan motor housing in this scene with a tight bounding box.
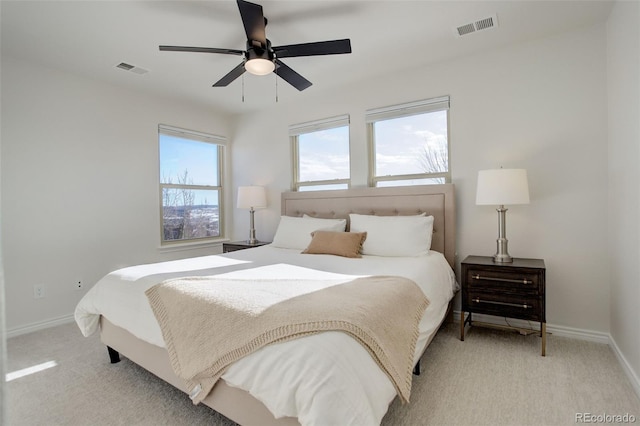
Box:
[246,39,274,62]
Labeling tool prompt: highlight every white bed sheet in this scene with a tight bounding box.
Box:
[75,245,456,426]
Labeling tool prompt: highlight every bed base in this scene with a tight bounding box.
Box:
[101,313,448,424]
[100,317,300,426]
[101,300,456,424]
[108,345,422,374]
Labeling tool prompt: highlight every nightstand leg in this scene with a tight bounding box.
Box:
[541,322,546,356]
[460,311,465,341]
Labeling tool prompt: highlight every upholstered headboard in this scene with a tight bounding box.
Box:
[281,184,456,268]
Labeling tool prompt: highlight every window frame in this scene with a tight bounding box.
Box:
[158,124,226,246]
[290,114,351,192]
[366,96,451,187]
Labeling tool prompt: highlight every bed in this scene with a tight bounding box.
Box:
[75,184,457,426]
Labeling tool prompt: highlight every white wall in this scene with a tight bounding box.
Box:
[0,27,7,419]
[1,57,232,332]
[607,0,640,390]
[232,23,610,333]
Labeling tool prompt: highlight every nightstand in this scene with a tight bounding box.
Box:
[460,255,546,356]
[222,240,271,253]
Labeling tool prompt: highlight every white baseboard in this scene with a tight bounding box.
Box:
[7,314,75,338]
[455,310,609,343]
[544,323,610,344]
[608,335,640,401]
[455,310,640,400]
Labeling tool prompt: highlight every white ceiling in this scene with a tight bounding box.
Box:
[1,1,613,115]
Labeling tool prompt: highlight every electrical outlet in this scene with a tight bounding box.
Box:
[75,280,84,291]
[33,284,45,299]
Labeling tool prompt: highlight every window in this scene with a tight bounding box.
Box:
[290,115,350,191]
[158,125,225,244]
[367,96,450,187]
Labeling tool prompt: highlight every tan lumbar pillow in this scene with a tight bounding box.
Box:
[302,231,367,258]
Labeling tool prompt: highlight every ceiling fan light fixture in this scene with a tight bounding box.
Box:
[245,58,275,75]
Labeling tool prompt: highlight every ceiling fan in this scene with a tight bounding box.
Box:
[159,0,352,91]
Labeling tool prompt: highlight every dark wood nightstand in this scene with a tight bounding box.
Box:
[460,255,546,356]
[222,240,271,253]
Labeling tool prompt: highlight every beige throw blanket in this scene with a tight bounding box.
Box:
[146,274,429,405]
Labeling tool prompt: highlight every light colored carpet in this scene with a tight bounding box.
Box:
[7,321,640,425]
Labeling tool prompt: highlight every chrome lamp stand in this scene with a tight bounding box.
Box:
[493,205,512,263]
[247,207,258,244]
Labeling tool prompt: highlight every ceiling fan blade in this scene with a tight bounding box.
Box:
[237,0,267,47]
[159,45,244,56]
[274,59,312,91]
[213,62,246,87]
[273,39,351,58]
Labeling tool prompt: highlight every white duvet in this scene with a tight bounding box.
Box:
[75,245,456,426]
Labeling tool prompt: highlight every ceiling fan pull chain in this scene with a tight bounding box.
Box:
[242,73,245,103]
[275,65,279,103]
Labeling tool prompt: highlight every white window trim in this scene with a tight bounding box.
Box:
[366,96,451,187]
[288,114,350,135]
[290,115,351,191]
[158,124,227,246]
[365,96,450,122]
[159,124,227,145]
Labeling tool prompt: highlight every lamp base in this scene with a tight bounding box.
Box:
[247,208,258,245]
[493,207,513,263]
[493,252,513,263]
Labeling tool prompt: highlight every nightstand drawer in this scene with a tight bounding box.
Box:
[465,268,540,294]
[466,291,541,321]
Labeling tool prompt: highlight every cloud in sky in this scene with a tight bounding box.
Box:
[300,152,349,181]
[374,111,448,176]
[298,126,350,182]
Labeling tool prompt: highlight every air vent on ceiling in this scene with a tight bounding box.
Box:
[455,14,498,37]
[115,62,149,75]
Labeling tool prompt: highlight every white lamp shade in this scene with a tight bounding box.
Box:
[237,186,267,209]
[476,169,530,205]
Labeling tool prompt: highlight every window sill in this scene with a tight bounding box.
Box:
[157,238,229,253]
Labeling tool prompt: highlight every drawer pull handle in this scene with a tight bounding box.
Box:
[472,274,531,285]
[472,298,531,309]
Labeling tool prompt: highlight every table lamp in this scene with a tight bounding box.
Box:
[476,169,530,263]
[237,186,267,244]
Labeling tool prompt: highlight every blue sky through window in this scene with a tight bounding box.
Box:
[159,134,219,205]
[160,134,218,186]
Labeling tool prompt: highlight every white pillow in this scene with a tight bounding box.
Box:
[348,213,434,257]
[271,216,347,250]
